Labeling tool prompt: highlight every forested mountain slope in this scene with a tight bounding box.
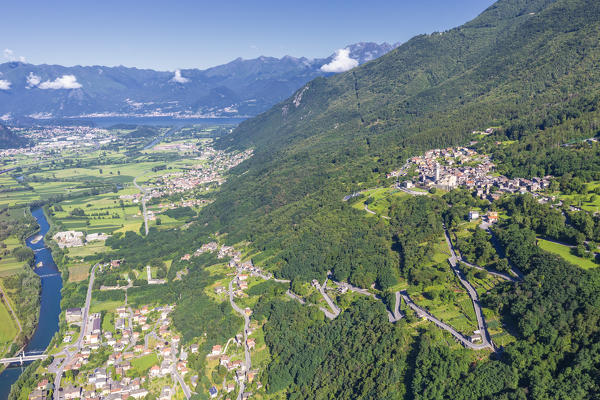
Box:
[0,124,28,149]
[212,0,600,232]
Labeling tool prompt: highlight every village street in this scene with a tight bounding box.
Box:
[53,263,99,399]
[228,277,251,400]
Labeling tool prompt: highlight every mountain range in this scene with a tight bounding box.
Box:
[0,42,397,122]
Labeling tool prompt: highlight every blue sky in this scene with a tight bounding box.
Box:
[1,0,496,71]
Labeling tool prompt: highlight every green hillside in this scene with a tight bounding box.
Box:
[0,124,28,150]
[95,0,600,398]
[190,0,600,397]
[210,0,600,231]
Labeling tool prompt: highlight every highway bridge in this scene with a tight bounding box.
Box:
[0,351,48,365]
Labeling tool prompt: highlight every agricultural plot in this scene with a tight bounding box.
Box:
[537,238,598,270]
[68,264,90,282]
[0,300,18,356]
[0,236,26,277]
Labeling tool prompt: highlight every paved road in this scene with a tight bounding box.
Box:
[459,259,516,282]
[228,278,251,400]
[315,279,341,319]
[133,176,149,236]
[286,290,306,304]
[400,291,490,350]
[327,277,403,322]
[443,227,495,351]
[393,291,403,321]
[172,364,192,399]
[54,263,99,399]
[364,204,376,215]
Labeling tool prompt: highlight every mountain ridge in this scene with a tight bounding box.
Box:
[0,42,398,121]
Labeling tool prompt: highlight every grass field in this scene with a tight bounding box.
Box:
[0,236,26,277]
[66,241,110,260]
[538,238,598,269]
[352,187,409,216]
[0,300,18,353]
[68,264,90,282]
[90,299,124,313]
[129,353,159,376]
[102,312,115,332]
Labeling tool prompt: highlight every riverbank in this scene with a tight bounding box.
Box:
[0,207,63,399]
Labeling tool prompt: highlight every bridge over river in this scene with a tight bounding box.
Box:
[0,351,48,365]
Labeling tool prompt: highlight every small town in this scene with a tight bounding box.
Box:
[120,147,253,204]
[26,238,275,400]
[389,145,552,201]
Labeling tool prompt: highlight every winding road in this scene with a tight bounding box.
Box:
[315,279,341,319]
[443,226,495,351]
[400,291,490,350]
[228,278,251,400]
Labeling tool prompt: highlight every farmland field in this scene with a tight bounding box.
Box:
[538,238,598,270]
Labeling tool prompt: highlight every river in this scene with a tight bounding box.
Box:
[0,208,62,399]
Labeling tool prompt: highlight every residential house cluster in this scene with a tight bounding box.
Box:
[390,146,552,199]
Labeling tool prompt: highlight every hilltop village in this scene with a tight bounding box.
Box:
[388,146,552,200]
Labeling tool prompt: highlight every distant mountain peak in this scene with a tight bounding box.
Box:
[0,41,398,121]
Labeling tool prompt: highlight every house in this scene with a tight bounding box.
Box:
[246,338,256,349]
[226,383,236,393]
[211,345,222,355]
[91,316,101,334]
[244,308,252,316]
[180,254,191,261]
[116,307,129,318]
[209,386,218,398]
[110,259,123,268]
[470,330,483,343]
[149,365,161,378]
[238,274,248,281]
[64,386,81,399]
[65,308,82,324]
[220,355,230,366]
[469,210,480,221]
[190,344,199,353]
[487,211,499,223]
[214,286,226,294]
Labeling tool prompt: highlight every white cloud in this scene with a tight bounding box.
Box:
[26,72,41,88]
[171,69,189,83]
[3,48,25,62]
[320,48,358,73]
[0,80,11,90]
[38,75,82,90]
